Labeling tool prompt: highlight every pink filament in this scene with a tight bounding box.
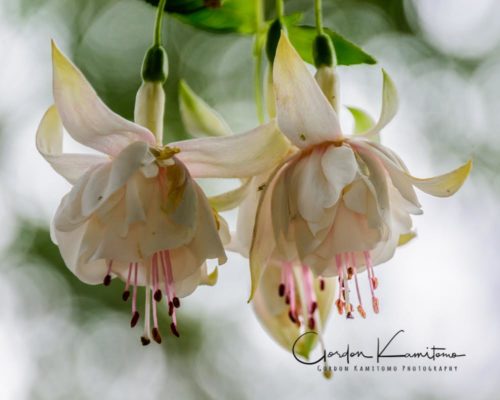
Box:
[350,252,363,307]
[301,265,316,315]
[363,251,376,298]
[335,254,344,302]
[160,250,177,324]
[132,262,138,314]
[284,262,296,317]
[124,263,133,292]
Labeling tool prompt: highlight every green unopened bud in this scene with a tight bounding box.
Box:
[141,45,168,83]
[266,19,283,64]
[313,33,336,68]
[179,80,232,138]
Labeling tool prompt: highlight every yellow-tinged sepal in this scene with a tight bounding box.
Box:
[201,266,218,286]
[408,159,472,197]
[398,231,416,246]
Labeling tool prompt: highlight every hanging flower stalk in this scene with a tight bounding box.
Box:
[36,0,290,345]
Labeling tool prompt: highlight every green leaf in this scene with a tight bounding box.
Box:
[172,0,256,34]
[287,25,376,66]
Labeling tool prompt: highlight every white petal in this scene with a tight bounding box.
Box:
[321,144,358,206]
[172,120,291,178]
[406,160,472,197]
[290,149,334,235]
[208,178,252,212]
[358,69,398,137]
[249,163,286,301]
[80,141,155,217]
[273,33,342,147]
[179,80,233,138]
[228,174,269,257]
[51,41,155,156]
[36,105,107,184]
[309,201,382,275]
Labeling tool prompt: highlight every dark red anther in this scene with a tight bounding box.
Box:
[278,283,285,297]
[319,279,325,291]
[168,301,174,316]
[347,267,354,280]
[140,336,151,346]
[170,322,180,337]
[173,297,180,308]
[154,289,162,302]
[308,317,315,330]
[130,311,140,328]
[122,290,130,302]
[346,311,354,320]
[310,301,318,314]
[152,327,162,344]
[285,295,290,305]
[103,275,111,286]
[288,310,297,324]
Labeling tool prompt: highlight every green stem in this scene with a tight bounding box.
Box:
[314,0,323,34]
[276,0,284,19]
[253,0,265,124]
[154,0,168,46]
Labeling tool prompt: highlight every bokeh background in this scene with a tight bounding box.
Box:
[0,0,498,399]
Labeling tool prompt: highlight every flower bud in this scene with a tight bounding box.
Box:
[266,18,284,64]
[313,33,336,68]
[141,45,169,83]
[178,80,232,138]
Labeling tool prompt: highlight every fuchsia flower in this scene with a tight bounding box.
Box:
[36,42,290,344]
[248,33,471,329]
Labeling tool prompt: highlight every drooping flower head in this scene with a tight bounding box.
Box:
[37,42,290,344]
[248,33,471,324]
[178,79,334,356]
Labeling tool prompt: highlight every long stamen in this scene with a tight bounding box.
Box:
[130,262,140,327]
[162,250,180,337]
[141,280,151,346]
[350,252,366,318]
[364,250,378,289]
[152,288,162,344]
[103,260,113,286]
[285,262,298,324]
[363,251,379,314]
[343,253,353,319]
[164,250,180,308]
[335,255,345,315]
[301,265,317,330]
[122,263,133,301]
[278,265,286,297]
[152,254,162,302]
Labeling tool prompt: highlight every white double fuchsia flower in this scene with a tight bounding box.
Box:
[179,79,334,357]
[36,42,290,344]
[248,33,472,324]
